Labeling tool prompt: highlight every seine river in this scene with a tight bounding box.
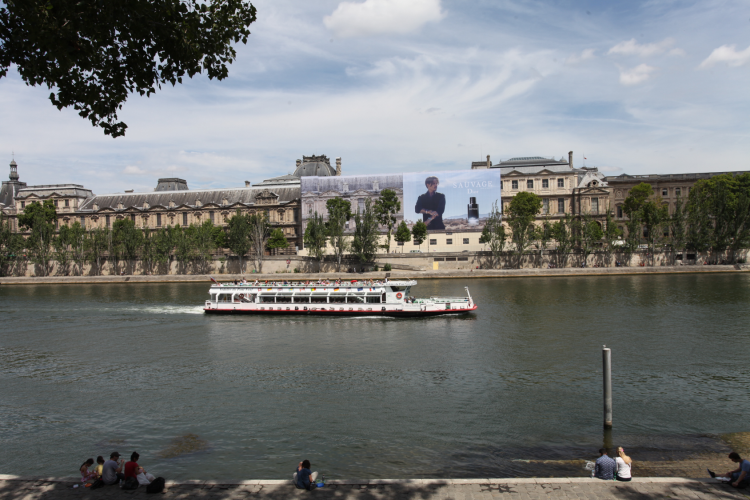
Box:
[1,274,748,480]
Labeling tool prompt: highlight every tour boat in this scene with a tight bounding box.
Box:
[203,278,477,317]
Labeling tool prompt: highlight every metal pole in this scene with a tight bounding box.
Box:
[603,345,612,428]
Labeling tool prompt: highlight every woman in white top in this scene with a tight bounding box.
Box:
[616,447,632,481]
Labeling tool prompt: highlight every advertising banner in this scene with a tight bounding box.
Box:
[402,170,501,231]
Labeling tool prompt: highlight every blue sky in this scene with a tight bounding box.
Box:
[1,0,748,194]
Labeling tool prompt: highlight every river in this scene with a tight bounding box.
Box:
[0,274,748,480]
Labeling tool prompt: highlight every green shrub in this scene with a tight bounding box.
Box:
[383,263,392,271]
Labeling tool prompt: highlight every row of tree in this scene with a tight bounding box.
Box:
[0,202,290,276]
[478,173,750,268]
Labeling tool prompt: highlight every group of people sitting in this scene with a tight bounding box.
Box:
[79,451,163,491]
[593,447,632,481]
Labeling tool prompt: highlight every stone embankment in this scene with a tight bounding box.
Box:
[0,475,746,499]
[0,264,748,285]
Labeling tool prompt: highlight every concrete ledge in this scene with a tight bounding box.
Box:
[0,474,720,486]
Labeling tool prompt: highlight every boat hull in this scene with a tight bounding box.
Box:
[203,304,477,318]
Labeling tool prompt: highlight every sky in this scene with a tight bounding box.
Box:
[0,0,748,195]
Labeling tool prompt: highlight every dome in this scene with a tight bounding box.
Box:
[293,155,336,177]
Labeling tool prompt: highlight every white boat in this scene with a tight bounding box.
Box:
[203,279,477,317]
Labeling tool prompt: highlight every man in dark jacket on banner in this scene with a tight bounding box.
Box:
[415,176,446,230]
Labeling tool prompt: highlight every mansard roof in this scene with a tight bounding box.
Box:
[78,186,300,212]
[16,184,94,199]
[499,165,576,176]
[301,173,403,194]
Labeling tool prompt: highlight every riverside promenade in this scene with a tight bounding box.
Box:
[1,476,747,500]
[0,264,747,285]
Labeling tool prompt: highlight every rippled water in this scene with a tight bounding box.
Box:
[0,275,748,480]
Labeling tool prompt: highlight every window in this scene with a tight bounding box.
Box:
[675,187,681,196]
[512,180,518,190]
[156,214,162,227]
[80,216,85,228]
[130,214,136,223]
[663,228,669,237]
[183,212,188,226]
[542,179,549,188]
[54,199,59,207]
[557,179,564,188]
[617,206,623,218]
[106,215,111,227]
[429,238,437,245]
[209,211,215,223]
[307,203,313,214]
[65,199,69,207]
[358,198,365,212]
[397,241,404,246]
[542,198,549,214]
[662,188,668,197]
[527,180,534,189]
[20,201,25,208]
[463,238,469,244]
[55,219,59,229]
[591,198,599,214]
[446,239,453,245]
[557,198,565,214]
[345,222,349,229]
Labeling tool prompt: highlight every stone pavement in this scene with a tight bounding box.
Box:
[1,477,748,500]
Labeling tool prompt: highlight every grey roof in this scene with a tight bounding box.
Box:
[293,155,336,177]
[605,171,750,184]
[16,184,94,199]
[496,157,569,168]
[301,173,403,194]
[254,174,301,187]
[499,165,575,175]
[78,186,300,212]
[0,180,26,208]
[155,178,189,191]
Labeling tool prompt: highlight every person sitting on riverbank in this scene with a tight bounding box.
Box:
[709,452,750,488]
[594,448,616,480]
[293,460,318,490]
[101,452,125,485]
[95,456,105,478]
[79,458,98,484]
[136,465,156,486]
[615,447,632,481]
[124,452,141,481]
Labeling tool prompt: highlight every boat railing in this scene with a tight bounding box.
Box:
[428,296,471,302]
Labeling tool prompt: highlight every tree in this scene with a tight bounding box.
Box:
[85,227,109,275]
[303,212,327,271]
[575,214,603,266]
[0,0,257,137]
[194,220,218,273]
[52,224,71,275]
[351,199,379,265]
[173,225,195,272]
[112,218,143,274]
[670,195,687,264]
[602,207,623,267]
[18,200,56,276]
[226,209,250,273]
[479,201,506,269]
[0,213,25,276]
[373,189,401,254]
[394,221,411,252]
[411,220,427,250]
[551,213,575,267]
[151,226,175,274]
[247,211,270,273]
[66,221,86,275]
[267,228,288,253]
[326,197,352,270]
[640,197,669,266]
[505,192,542,268]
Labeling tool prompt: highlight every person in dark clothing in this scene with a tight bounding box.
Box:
[595,448,616,480]
[415,176,446,230]
[293,460,318,490]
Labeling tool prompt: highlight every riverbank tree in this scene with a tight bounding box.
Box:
[326,197,352,270]
[18,200,56,276]
[479,201,506,269]
[374,189,401,254]
[352,199,379,266]
[506,192,542,268]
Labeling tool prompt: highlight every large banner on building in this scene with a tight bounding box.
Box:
[402,170,501,231]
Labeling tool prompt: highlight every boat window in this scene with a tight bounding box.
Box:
[390,286,404,292]
[218,293,232,302]
[404,286,411,295]
[292,296,310,303]
[347,295,365,303]
[260,296,276,303]
[366,296,381,304]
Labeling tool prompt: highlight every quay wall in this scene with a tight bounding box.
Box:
[4,249,747,278]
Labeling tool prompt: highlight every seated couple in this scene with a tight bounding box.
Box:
[99,451,156,486]
[293,460,319,490]
[595,447,632,481]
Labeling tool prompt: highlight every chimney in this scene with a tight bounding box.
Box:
[568,151,573,169]
[335,157,342,176]
[486,155,491,168]
[245,180,251,187]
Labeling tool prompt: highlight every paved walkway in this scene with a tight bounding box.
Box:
[1,477,748,500]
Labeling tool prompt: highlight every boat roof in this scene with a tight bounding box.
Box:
[210,279,417,288]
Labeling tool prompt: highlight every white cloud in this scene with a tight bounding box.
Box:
[608,38,677,57]
[618,64,657,85]
[599,165,622,173]
[123,165,147,175]
[324,0,444,38]
[699,44,750,68]
[565,48,595,65]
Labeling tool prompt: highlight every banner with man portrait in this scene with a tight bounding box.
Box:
[402,170,502,231]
